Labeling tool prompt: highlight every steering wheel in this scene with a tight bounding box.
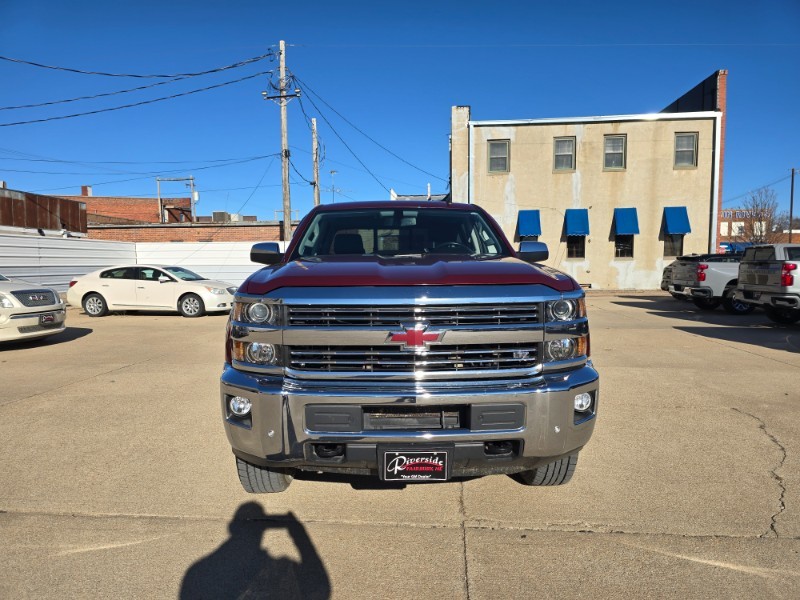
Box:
[434,242,473,253]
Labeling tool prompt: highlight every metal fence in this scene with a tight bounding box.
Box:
[0,234,288,292]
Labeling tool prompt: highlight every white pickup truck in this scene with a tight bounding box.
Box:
[735,244,800,324]
[670,253,753,314]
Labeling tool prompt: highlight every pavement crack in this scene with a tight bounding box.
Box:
[732,408,788,538]
[459,482,471,600]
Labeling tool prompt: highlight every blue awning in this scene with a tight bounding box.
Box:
[518,210,542,237]
[663,206,691,235]
[564,209,590,236]
[613,208,640,235]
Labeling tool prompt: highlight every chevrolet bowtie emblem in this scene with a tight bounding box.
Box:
[387,322,443,352]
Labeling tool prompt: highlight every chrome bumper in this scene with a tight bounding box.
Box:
[220,364,599,476]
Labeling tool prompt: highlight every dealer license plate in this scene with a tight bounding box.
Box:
[39,313,56,326]
[381,449,450,482]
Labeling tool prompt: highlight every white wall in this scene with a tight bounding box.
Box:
[0,234,287,292]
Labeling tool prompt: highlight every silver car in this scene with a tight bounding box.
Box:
[67,265,237,318]
[0,274,66,342]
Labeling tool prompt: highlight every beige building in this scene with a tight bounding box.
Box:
[450,71,727,290]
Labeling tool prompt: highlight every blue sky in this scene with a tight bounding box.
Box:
[0,0,798,221]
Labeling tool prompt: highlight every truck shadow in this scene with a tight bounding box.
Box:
[180,503,330,600]
[610,295,800,354]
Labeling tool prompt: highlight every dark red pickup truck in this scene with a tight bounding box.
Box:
[221,201,599,492]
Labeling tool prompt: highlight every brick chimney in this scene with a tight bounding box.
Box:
[81,185,93,196]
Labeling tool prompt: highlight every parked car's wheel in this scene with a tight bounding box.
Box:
[722,288,755,315]
[82,293,108,317]
[515,453,578,486]
[236,457,293,493]
[178,293,205,318]
[692,297,721,311]
[765,306,800,325]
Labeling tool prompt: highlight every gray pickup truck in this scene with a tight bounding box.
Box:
[735,244,800,324]
[669,253,752,314]
[220,201,599,493]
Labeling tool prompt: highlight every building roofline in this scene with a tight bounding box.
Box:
[469,110,720,127]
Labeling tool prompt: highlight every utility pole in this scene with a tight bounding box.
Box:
[312,118,320,206]
[330,170,337,203]
[279,40,291,241]
[791,168,796,243]
[156,176,196,223]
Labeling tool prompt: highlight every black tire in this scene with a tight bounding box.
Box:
[765,306,800,325]
[236,457,293,493]
[178,293,205,318]
[722,288,754,315]
[692,297,721,311]
[82,293,108,317]
[516,453,578,486]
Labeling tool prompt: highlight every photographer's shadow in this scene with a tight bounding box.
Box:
[180,502,330,600]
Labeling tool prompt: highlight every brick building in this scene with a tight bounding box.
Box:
[87,221,294,243]
[0,186,87,236]
[59,186,192,224]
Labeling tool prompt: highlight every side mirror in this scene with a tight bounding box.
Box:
[518,241,549,263]
[251,242,283,265]
[158,276,172,283]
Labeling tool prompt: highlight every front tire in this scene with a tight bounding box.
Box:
[516,454,578,486]
[765,306,800,325]
[82,293,108,317]
[722,288,754,315]
[178,293,205,318]
[692,297,721,311]
[236,458,294,493]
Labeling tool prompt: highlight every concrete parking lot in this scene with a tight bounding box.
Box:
[1,293,799,599]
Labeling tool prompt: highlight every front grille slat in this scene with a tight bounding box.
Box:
[288,303,539,327]
[10,290,57,308]
[290,343,539,373]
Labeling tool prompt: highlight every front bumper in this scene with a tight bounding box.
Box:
[220,365,599,477]
[0,307,66,342]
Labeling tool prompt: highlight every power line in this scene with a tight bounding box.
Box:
[293,74,447,183]
[723,174,793,206]
[0,51,274,78]
[0,148,275,166]
[0,76,192,111]
[0,71,271,127]
[297,92,389,193]
[1,155,277,176]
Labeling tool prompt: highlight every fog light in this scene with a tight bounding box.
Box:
[546,338,576,361]
[229,396,252,416]
[245,342,276,364]
[574,392,592,412]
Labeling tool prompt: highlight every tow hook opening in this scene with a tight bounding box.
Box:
[314,443,345,459]
[484,441,515,457]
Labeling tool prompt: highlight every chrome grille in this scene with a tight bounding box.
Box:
[288,304,539,327]
[11,290,57,307]
[289,343,539,373]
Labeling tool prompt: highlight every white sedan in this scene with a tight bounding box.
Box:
[67,265,237,318]
[0,273,66,342]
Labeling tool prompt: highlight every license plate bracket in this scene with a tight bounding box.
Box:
[380,447,451,482]
[39,313,56,326]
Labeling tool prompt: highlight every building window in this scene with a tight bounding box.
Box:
[488,140,509,173]
[567,237,585,258]
[604,135,626,170]
[554,137,576,171]
[674,133,698,168]
[614,234,634,258]
[664,234,684,257]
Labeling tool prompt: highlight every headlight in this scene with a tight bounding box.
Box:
[232,341,278,365]
[206,287,226,295]
[247,302,274,324]
[0,294,14,309]
[544,336,588,362]
[546,298,585,321]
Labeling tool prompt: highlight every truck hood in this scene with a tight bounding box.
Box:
[241,256,577,294]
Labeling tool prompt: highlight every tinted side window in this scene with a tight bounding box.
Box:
[786,247,800,261]
[100,267,137,279]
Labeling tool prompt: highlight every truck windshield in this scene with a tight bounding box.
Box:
[291,208,508,259]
